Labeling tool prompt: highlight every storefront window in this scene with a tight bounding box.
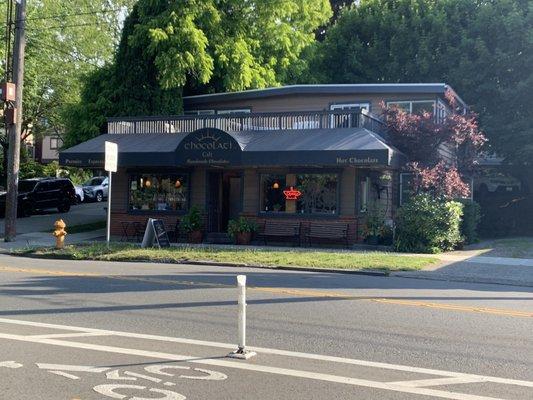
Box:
[129,174,189,212]
[260,173,338,215]
[261,174,286,212]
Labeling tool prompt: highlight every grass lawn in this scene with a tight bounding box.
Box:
[14,243,437,272]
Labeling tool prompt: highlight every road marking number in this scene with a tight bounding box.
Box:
[93,385,186,400]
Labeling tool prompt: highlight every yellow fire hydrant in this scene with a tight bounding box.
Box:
[53,219,67,249]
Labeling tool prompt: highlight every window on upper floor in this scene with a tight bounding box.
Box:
[216,109,251,115]
[330,103,370,112]
[184,109,251,116]
[386,100,435,115]
[329,103,370,128]
[50,137,62,150]
[184,110,215,116]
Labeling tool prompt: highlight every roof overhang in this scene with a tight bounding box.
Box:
[59,128,405,169]
[184,83,465,108]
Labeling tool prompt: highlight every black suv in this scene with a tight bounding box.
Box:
[0,178,77,217]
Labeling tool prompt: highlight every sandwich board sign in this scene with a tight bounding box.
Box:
[141,218,171,248]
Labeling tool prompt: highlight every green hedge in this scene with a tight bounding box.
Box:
[460,201,481,244]
[395,194,464,253]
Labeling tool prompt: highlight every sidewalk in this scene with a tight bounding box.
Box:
[393,252,533,287]
[0,229,105,251]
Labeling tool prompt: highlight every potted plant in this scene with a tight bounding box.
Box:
[362,203,385,245]
[181,205,203,243]
[227,217,258,245]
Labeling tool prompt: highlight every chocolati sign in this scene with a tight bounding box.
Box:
[177,128,242,166]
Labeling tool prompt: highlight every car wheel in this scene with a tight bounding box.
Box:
[58,201,71,213]
[96,191,103,202]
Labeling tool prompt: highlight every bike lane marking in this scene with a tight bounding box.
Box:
[0,316,531,389]
[0,331,526,400]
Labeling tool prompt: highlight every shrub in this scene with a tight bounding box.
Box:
[394,193,464,253]
[181,206,203,233]
[460,200,481,244]
[227,217,258,239]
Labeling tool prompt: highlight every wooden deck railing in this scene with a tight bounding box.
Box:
[107,109,388,139]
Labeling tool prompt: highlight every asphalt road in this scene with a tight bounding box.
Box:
[0,254,531,399]
[0,201,106,236]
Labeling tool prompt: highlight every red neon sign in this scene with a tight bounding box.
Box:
[283,186,302,200]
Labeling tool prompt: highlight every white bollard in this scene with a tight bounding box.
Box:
[227,275,256,360]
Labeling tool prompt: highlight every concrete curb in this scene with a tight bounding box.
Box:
[183,260,390,276]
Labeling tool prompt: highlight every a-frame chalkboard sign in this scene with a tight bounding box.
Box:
[141,218,171,248]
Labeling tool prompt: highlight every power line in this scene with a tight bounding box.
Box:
[23,8,124,22]
[27,22,109,32]
[28,36,103,68]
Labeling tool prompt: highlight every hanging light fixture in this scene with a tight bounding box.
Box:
[272,181,280,189]
[175,179,182,188]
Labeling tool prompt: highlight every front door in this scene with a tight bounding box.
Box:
[207,171,243,233]
[207,171,222,233]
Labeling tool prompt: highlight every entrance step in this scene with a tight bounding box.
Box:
[205,232,233,245]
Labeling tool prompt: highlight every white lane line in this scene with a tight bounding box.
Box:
[0,361,23,369]
[0,332,504,400]
[29,332,111,339]
[391,377,488,388]
[0,317,532,388]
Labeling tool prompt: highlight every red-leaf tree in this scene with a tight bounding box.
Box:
[381,91,486,199]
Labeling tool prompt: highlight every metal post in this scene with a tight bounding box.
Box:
[4,0,26,242]
[237,274,246,350]
[106,171,112,247]
[227,275,256,359]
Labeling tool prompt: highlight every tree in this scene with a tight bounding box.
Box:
[382,93,486,199]
[0,0,136,179]
[303,0,532,163]
[64,0,332,146]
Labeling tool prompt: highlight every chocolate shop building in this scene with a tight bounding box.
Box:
[59,84,466,245]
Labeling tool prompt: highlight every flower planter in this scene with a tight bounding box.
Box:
[235,231,252,245]
[188,230,203,244]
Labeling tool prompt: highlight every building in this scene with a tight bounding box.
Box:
[59,83,465,244]
[35,135,63,164]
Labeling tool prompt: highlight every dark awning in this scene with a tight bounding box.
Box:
[60,128,405,169]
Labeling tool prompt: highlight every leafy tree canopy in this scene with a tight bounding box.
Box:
[303,0,532,163]
[64,0,332,147]
[0,0,135,145]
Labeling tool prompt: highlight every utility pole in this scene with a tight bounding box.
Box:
[4,0,26,242]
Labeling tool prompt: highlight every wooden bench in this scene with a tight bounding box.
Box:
[307,222,349,247]
[262,220,301,246]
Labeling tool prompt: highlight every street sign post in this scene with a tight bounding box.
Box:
[104,141,118,247]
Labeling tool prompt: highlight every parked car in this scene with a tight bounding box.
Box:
[74,185,84,203]
[0,177,77,217]
[82,176,109,202]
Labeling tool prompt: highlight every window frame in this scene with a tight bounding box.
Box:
[386,100,436,115]
[329,102,370,112]
[358,176,371,213]
[258,171,341,218]
[216,109,252,115]
[49,137,61,150]
[184,110,216,116]
[127,172,191,215]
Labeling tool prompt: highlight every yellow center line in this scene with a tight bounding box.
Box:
[0,265,531,318]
